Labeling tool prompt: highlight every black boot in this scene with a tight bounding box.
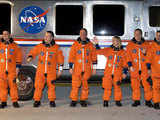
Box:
[132,100,141,107]
[33,101,41,107]
[13,102,20,108]
[103,101,108,107]
[145,100,153,108]
[116,101,122,107]
[80,100,87,107]
[153,103,160,110]
[0,102,7,109]
[50,101,56,107]
[70,101,77,107]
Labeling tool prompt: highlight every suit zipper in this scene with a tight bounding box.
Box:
[5,45,8,72]
[112,54,117,75]
[45,48,48,74]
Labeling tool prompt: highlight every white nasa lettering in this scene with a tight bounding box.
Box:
[39,17,45,23]
[28,17,33,23]
[20,16,46,23]
[34,17,39,23]
[20,16,26,23]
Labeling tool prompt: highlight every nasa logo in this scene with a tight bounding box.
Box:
[18,6,48,34]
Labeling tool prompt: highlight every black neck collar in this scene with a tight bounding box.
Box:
[42,40,55,47]
[111,44,123,51]
[1,38,14,45]
[77,37,90,45]
[154,38,160,45]
[132,37,145,45]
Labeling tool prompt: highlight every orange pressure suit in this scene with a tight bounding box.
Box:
[0,39,22,102]
[146,40,160,104]
[69,38,97,101]
[28,41,64,101]
[126,39,152,101]
[96,45,127,101]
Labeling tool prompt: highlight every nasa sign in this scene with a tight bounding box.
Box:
[18,6,48,34]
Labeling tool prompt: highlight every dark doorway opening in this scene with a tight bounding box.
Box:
[0,3,11,34]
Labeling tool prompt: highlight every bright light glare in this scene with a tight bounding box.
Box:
[100,30,107,35]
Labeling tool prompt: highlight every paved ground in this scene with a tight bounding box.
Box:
[0,86,159,120]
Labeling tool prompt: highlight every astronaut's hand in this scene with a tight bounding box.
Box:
[51,80,56,85]
[141,48,147,55]
[92,36,99,44]
[69,69,73,74]
[129,67,134,72]
[116,81,121,86]
[148,70,151,77]
[92,69,96,75]
[57,70,62,78]
[122,73,127,79]
[147,76,153,86]
[16,68,19,76]
[13,78,17,83]
[27,57,32,63]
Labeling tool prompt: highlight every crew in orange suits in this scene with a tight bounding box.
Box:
[93,36,127,107]
[126,29,153,107]
[0,30,22,108]
[27,31,64,107]
[69,28,97,107]
[146,30,160,110]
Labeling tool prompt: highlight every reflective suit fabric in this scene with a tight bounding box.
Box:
[96,47,127,101]
[126,41,152,101]
[146,41,160,103]
[69,41,97,101]
[28,43,64,101]
[0,42,22,102]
